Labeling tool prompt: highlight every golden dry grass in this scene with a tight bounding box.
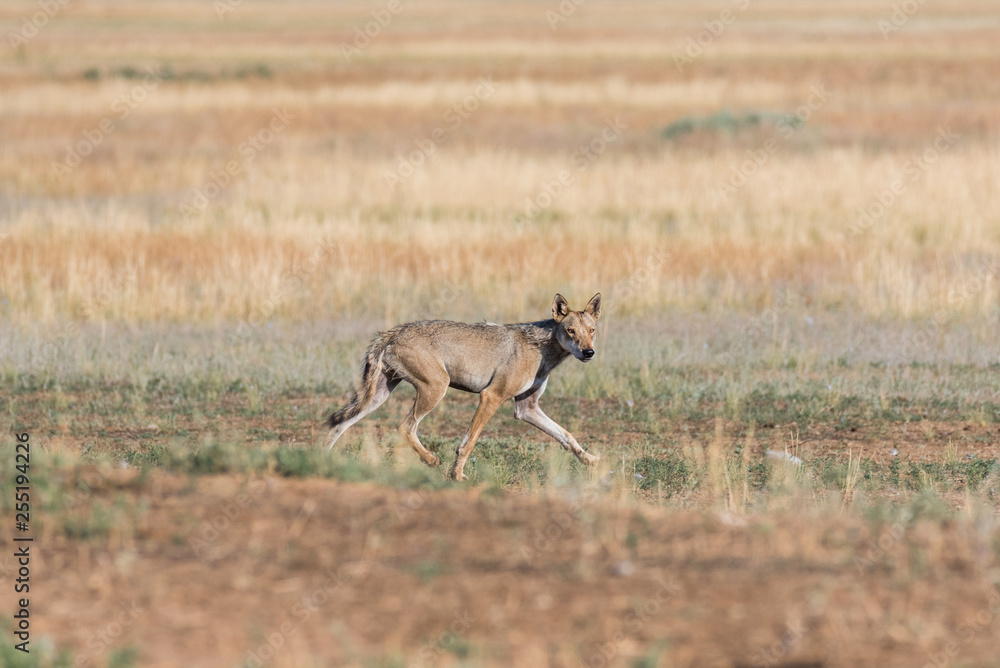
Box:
[2,0,1000,328]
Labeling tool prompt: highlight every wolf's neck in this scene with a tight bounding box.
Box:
[521,319,570,366]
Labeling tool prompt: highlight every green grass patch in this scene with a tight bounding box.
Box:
[633,453,694,495]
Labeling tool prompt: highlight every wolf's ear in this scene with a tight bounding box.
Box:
[584,292,602,320]
[552,293,570,322]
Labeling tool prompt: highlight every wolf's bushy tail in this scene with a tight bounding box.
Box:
[325,330,395,429]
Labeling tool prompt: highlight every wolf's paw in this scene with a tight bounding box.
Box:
[579,451,600,466]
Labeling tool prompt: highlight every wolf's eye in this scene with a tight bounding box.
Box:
[589,328,595,334]
[566,328,575,335]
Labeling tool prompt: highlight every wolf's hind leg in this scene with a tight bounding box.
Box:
[324,373,398,450]
[449,389,504,481]
[398,379,448,467]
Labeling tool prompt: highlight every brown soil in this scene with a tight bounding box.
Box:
[7,468,1000,667]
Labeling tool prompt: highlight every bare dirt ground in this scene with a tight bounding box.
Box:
[18,388,1000,467]
[8,468,998,668]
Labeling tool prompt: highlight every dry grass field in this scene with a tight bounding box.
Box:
[3,0,1000,666]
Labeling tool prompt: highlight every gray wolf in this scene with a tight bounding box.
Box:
[324,293,603,480]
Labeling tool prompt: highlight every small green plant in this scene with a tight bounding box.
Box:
[410,559,447,582]
[632,641,669,668]
[115,443,168,468]
[107,647,140,668]
[0,642,74,667]
[661,109,803,139]
[63,500,116,539]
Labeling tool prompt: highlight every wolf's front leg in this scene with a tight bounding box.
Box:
[514,398,599,466]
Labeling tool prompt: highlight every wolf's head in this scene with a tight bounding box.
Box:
[552,292,602,362]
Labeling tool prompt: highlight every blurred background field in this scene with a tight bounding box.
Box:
[2,0,1000,327]
[3,1,1000,666]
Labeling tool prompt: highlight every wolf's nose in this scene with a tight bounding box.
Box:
[582,349,595,359]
